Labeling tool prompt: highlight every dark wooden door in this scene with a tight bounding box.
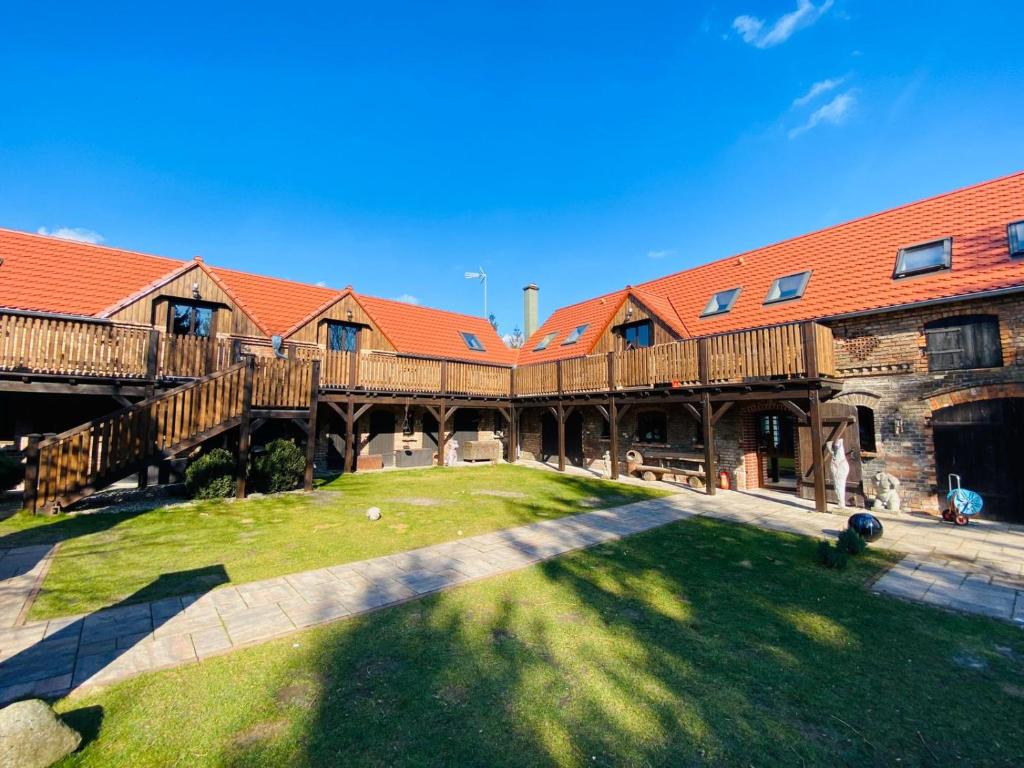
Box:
[541,412,558,461]
[756,413,797,490]
[933,399,1023,522]
[797,402,864,506]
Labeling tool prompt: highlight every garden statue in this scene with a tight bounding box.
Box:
[602,450,611,478]
[444,438,460,467]
[828,438,850,509]
[871,471,902,513]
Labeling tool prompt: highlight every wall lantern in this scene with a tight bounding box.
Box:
[191,282,202,300]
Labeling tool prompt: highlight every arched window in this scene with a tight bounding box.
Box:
[924,315,1002,371]
[857,405,877,454]
[635,411,667,444]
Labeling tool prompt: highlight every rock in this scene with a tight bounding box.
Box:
[366,506,382,521]
[0,699,81,768]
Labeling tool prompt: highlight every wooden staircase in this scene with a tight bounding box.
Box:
[23,356,318,513]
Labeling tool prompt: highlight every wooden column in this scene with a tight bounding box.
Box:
[146,329,160,379]
[801,321,820,379]
[608,397,619,480]
[438,401,448,467]
[506,407,518,464]
[343,399,356,474]
[303,360,321,491]
[808,389,827,513]
[235,357,255,499]
[701,391,716,496]
[556,401,566,472]
[22,433,40,514]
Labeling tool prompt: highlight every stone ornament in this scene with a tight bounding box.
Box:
[0,699,81,768]
[366,506,382,521]
[828,438,850,509]
[871,471,902,513]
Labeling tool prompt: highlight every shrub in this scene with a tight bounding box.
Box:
[0,453,23,492]
[249,439,305,494]
[837,527,868,555]
[816,540,848,570]
[185,448,236,499]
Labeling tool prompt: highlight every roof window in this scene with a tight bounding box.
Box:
[1009,221,1024,257]
[894,238,951,278]
[701,287,741,316]
[562,324,589,345]
[764,271,811,304]
[460,331,485,352]
[533,331,557,351]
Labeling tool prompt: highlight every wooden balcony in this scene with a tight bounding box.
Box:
[0,311,836,400]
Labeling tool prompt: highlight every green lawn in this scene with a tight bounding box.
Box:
[0,465,668,619]
[54,517,1024,767]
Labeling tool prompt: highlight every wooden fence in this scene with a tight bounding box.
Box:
[251,358,314,408]
[158,335,234,378]
[0,314,150,378]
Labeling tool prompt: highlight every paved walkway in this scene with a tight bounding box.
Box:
[0,467,1021,704]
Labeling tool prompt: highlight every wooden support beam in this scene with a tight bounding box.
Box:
[438,400,448,467]
[325,401,346,420]
[250,418,267,434]
[608,397,619,480]
[291,418,309,435]
[617,403,633,422]
[557,400,566,472]
[146,329,160,379]
[236,357,255,499]
[711,401,734,426]
[0,380,151,397]
[112,395,134,409]
[23,433,40,514]
[594,404,609,423]
[682,402,701,424]
[304,360,320,491]
[803,418,853,480]
[779,399,809,424]
[701,391,716,497]
[808,389,827,513]
[353,403,373,422]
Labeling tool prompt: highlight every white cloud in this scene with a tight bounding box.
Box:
[788,91,856,138]
[393,293,419,305]
[36,226,104,244]
[647,249,673,260]
[314,280,327,287]
[733,0,833,48]
[793,76,845,107]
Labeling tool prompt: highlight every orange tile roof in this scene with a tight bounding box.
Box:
[518,289,628,363]
[520,170,1024,362]
[0,227,184,318]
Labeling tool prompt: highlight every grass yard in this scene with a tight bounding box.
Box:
[52,516,1024,767]
[0,465,668,620]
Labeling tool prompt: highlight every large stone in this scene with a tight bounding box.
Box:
[0,699,81,768]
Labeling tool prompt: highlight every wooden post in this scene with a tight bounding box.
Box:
[303,360,321,491]
[508,406,518,463]
[23,434,41,514]
[146,329,161,379]
[556,360,563,397]
[348,347,359,389]
[808,389,827,513]
[701,391,716,496]
[438,401,448,467]
[236,357,255,499]
[343,398,356,474]
[557,401,566,472]
[802,321,820,379]
[607,351,616,391]
[697,337,710,385]
[440,360,448,396]
[608,397,619,479]
[231,338,243,364]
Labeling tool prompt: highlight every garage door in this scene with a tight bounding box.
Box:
[933,398,1023,522]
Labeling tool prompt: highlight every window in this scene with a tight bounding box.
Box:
[701,287,741,316]
[1009,221,1024,257]
[533,331,558,351]
[562,324,589,345]
[894,238,951,278]
[924,315,1002,371]
[764,271,811,304]
[460,331,486,352]
[619,320,653,349]
[857,406,877,454]
[635,411,667,444]
[326,321,359,352]
[170,301,213,337]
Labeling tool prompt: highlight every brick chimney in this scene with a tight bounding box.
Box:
[523,283,539,340]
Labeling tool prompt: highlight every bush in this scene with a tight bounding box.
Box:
[816,540,849,570]
[249,439,305,494]
[185,448,236,499]
[0,453,23,492]
[837,527,868,555]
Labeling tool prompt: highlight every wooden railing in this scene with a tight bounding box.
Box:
[158,335,235,378]
[252,358,314,408]
[30,363,249,511]
[0,313,150,378]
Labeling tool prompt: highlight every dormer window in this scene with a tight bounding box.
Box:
[894,238,951,278]
[170,300,213,337]
[533,331,557,351]
[764,271,811,304]
[701,287,741,316]
[460,331,485,352]
[1009,221,1024,257]
[562,324,589,345]
[326,321,359,352]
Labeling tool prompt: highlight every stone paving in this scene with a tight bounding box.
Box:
[0,464,1021,704]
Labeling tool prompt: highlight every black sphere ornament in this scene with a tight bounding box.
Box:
[847,512,883,542]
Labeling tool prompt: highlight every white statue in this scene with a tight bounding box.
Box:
[871,471,902,513]
[444,438,460,467]
[828,438,850,509]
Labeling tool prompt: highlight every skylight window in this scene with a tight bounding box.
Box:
[562,324,589,345]
[701,287,741,317]
[764,271,811,304]
[533,331,557,351]
[460,331,485,352]
[893,238,951,278]
[1009,221,1024,257]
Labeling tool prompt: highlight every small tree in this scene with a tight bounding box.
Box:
[488,313,499,332]
[506,326,524,348]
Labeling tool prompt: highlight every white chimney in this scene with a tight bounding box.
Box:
[523,283,539,340]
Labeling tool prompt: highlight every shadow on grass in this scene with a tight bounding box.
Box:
[217,518,1024,767]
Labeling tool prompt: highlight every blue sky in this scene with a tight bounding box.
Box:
[2,1,1022,337]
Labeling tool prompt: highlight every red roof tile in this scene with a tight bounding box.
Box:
[520,171,1024,362]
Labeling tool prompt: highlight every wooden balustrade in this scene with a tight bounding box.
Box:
[251,358,313,408]
[703,323,805,383]
[0,313,150,378]
[511,360,559,397]
[446,360,511,397]
[32,363,248,511]
[358,352,442,393]
[158,334,234,378]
